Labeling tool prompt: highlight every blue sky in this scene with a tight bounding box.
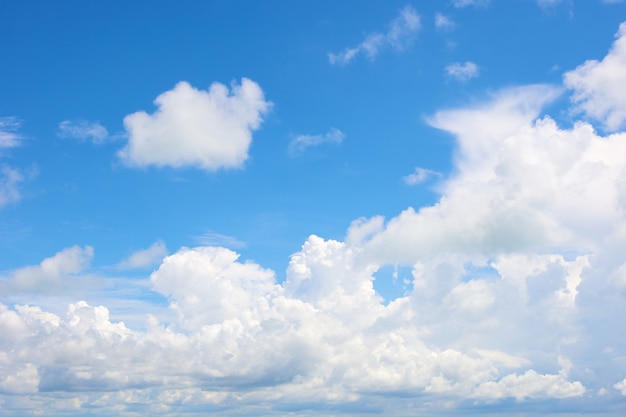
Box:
[2,0,626,415]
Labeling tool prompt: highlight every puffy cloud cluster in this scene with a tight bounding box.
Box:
[328,6,421,65]
[3,18,626,417]
[119,78,270,171]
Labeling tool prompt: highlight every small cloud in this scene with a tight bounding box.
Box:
[0,165,24,207]
[57,120,109,144]
[119,78,271,171]
[118,240,168,270]
[403,167,442,185]
[289,128,345,156]
[0,246,94,294]
[195,232,246,249]
[564,21,626,131]
[452,0,490,7]
[0,116,22,149]
[328,6,421,65]
[435,12,456,31]
[445,61,480,82]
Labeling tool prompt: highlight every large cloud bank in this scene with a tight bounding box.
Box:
[2,20,626,417]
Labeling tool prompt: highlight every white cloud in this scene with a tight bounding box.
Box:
[57,120,109,144]
[0,165,24,208]
[564,22,626,131]
[445,61,480,81]
[194,231,246,249]
[118,240,168,269]
[452,0,490,8]
[0,117,22,149]
[328,6,421,65]
[6,20,626,417]
[615,378,626,395]
[536,0,563,7]
[119,78,271,171]
[435,12,456,31]
[289,128,345,156]
[0,246,93,294]
[403,167,441,185]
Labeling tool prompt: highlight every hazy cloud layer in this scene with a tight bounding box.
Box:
[328,6,421,65]
[119,78,270,171]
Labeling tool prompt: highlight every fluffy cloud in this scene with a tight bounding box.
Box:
[4,20,626,417]
[288,128,345,156]
[328,6,421,65]
[118,240,168,269]
[0,246,93,294]
[57,120,109,144]
[564,22,626,131]
[445,61,480,81]
[119,78,270,171]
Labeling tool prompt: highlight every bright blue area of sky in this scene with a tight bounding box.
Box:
[1,0,625,311]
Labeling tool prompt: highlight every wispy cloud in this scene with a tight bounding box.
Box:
[289,128,345,156]
[57,120,109,144]
[328,6,421,65]
[452,0,490,7]
[194,231,246,249]
[118,240,168,270]
[0,117,22,149]
[0,165,24,208]
[445,61,480,81]
[403,167,442,185]
[435,12,456,31]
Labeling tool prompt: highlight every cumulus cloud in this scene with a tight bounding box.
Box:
[445,61,480,81]
[564,22,626,131]
[119,78,271,171]
[0,246,93,294]
[0,117,22,149]
[328,6,421,65]
[403,167,441,185]
[4,19,626,417]
[288,128,345,156]
[118,240,168,269]
[57,120,109,144]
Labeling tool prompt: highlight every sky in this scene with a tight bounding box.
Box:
[1,0,626,415]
